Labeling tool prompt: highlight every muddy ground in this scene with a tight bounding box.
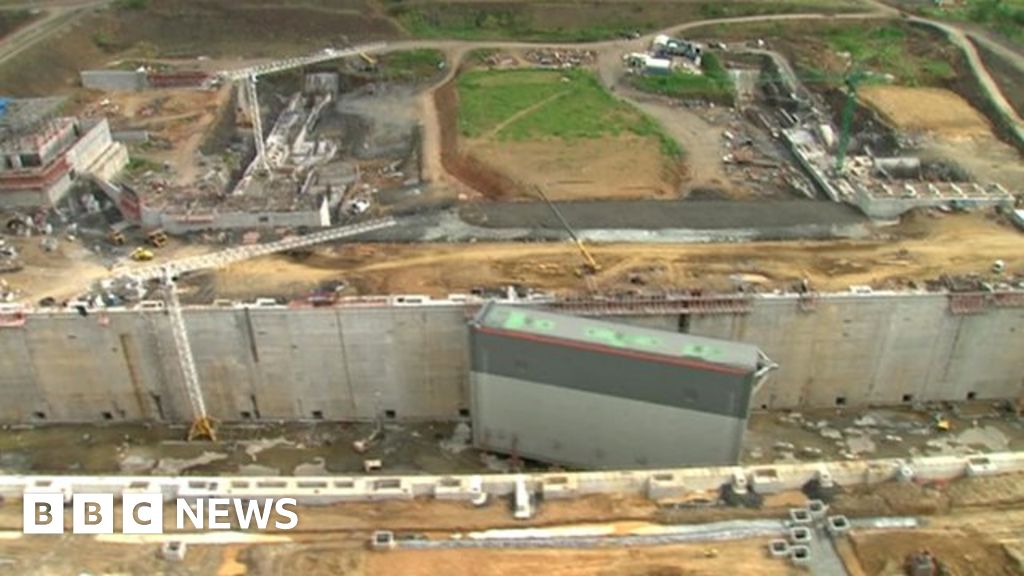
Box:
[3,403,1021,478]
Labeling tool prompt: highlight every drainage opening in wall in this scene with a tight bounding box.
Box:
[902,394,914,403]
[834,396,847,406]
[312,410,324,420]
[459,408,470,418]
[102,411,113,421]
[32,411,46,420]
[967,391,977,400]
[385,410,396,419]
[240,411,253,420]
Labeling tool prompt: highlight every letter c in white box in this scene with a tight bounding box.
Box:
[123,493,164,534]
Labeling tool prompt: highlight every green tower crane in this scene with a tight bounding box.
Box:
[834,70,868,173]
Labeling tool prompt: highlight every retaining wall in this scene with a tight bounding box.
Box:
[0,292,1022,423]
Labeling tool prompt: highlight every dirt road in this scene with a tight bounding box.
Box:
[198,212,1022,300]
[0,1,110,66]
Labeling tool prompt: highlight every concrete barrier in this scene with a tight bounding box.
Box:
[2,452,1023,506]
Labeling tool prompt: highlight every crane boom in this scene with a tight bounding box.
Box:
[118,217,398,440]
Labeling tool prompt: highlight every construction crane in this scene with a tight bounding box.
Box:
[118,217,398,440]
[834,69,868,173]
[533,186,600,276]
[244,74,270,175]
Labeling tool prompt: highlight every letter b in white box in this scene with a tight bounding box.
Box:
[123,493,164,534]
[72,494,113,534]
[23,492,65,534]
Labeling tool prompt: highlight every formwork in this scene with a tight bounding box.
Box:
[468,303,772,469]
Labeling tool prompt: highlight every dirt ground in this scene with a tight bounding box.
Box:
[858,86,993,138]
[850,529,1022,575]
[197,211,1023,301]
[76,85,234,185]
[469,136,677,200]
[6,474,1024,574]
[363,540,796,576]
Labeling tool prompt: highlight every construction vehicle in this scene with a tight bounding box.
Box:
[905,550,945,576]
[147,229,168,248]
[108,221,136,246]
[534,186,601,275]
[358,51,378,70]
[130,247,155,262]
[113,218,398,441]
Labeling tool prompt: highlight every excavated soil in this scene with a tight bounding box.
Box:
[858,86,993,138]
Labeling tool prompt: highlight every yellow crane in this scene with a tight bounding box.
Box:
[534,186,601,275]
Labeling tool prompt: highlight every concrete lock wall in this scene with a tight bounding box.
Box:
[0,293,1022,423]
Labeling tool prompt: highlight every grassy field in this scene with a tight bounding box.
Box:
[920,0,1024,46]
[629,53,734,104]
[690,20,960,88]
[378,49,446,81]
[458,69,681,157]
[389,0,868,42]
[0,9,36,40]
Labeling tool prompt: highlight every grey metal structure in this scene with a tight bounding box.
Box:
[469,303,776,469]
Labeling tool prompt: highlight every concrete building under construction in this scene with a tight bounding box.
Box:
[469,304,776,469]
[0,97,128,208]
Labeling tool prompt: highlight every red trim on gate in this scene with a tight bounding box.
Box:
[474,325,749,376]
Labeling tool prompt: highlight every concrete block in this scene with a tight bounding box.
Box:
[966,456,997,477]
[788,508,812,526]
[807,499,828,519]
[370,530,395,550]
[788,526,812,544]
[897,465,915,483]
[160,541,186,561]
[540,475,578,500]
[768,539,790,558]
[815,463,831,485]
[646,473,686,500]
[826,515,851,537]
[731,471,749,495]
[750,467,785,493]
[789,545,811,565]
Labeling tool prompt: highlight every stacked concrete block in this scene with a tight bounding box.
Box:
[826,515,851,537]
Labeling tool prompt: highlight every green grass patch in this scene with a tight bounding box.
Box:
[378,49,445,81]
[629,53,735,104]
[922,0,1024,46]
[819,24,958,86]
[0,9,36,40]
[457,68,681,157]
[390,0,867,42]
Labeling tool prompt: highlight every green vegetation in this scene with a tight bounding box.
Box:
[378,49,445,81]
[922,0,1024,45]
[629,53,735,104]
[0,9,35,40]
[390,0,867,42]
[819,24,957,86]
[114,0,150,11]
[457,69,681,157]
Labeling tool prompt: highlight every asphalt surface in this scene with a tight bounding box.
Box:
[460,200,867,230]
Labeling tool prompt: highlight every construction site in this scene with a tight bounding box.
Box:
[0,0,1023,574]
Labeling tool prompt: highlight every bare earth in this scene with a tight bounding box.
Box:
[859,85,993,138]
[469,136,677,200]
[197,211,1023,301]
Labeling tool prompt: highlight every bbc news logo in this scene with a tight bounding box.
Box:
[23,493,299,534]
